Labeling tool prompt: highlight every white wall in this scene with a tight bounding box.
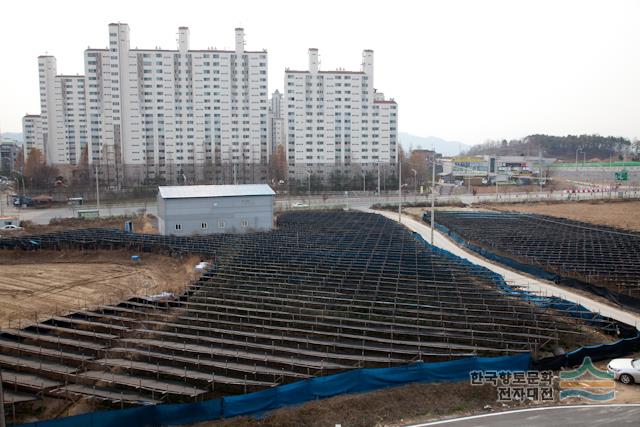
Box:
[159,195,274,235]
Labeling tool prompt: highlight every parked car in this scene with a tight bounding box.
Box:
[292,202,309,208]
[607,358,640,384]
[0,225,23,230]
[12,195,34,207]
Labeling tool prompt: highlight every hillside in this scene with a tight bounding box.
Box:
[465,134,635,161]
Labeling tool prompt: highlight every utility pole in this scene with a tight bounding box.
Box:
[233,164,237,185]
[377,163,381,196]
[95,165,101,217]
[0,368,5,427]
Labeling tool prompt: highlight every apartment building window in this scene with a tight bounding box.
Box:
[241,219,249,228]
[175,224,182,230]
[201,222,208,230]
[217,220,225,229]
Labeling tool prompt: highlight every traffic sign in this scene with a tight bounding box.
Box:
[615,170,629,181]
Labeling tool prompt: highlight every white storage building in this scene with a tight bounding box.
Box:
[157,184,275,235]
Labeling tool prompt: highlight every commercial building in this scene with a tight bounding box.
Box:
[24,24,269,187]
[284,48,398,180]
[156,184,275,235]
[440,155,556,184]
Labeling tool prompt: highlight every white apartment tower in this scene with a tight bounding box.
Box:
[22,115,44,157]
[84,24,268,187]
[21,56,87,168]
[284,48,398,179]
[268,89,285,154]
[24,24,268,187]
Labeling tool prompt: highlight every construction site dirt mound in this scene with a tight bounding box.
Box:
[0,249,199,328]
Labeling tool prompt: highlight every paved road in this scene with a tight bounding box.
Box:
[407,405,640,427]
[375,210,640,328]
[4,189,637,225]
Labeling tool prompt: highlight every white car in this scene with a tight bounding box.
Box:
[0,224,22,230]
[607,358,640,384]
[292,202,309,208]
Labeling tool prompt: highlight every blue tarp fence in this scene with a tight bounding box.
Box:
[17,354,531,427]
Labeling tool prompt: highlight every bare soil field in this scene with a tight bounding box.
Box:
[484,199,640,232]
[0,249,199,327]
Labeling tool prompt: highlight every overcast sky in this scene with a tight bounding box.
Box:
[2,0,639,145]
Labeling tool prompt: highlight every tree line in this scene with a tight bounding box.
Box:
[465,134,639,161]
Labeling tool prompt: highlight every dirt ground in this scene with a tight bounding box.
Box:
[0,249,199,328]
[191,382,504,427]
[483,199,640,232]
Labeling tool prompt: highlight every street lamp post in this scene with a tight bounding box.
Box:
[430,154,436,245]
[411,168,417,200]
[398,160,402,223]
[305,170,311,207]
[575,147,582,184]
[95,165,101,217]
[362,171,366,193]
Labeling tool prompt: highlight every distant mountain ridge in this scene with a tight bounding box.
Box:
[1,132,23,143]
[399,132,468,156]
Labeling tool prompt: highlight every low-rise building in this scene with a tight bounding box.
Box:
[0,142,19,175]
[157,184,275,235]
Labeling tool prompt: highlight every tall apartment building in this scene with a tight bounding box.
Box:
[84,24,268,187]
[268,89,285,154]
[284,48,398,180]
[22,115,44,157]
[23,24,269,187]
[21,56,87,169]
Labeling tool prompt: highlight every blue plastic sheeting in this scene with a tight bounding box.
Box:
[566,333,640,366]
[534,331,640,371]
[18,354,531,427]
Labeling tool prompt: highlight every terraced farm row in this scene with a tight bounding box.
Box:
[0,212,605,413]
[427,211,640,300]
